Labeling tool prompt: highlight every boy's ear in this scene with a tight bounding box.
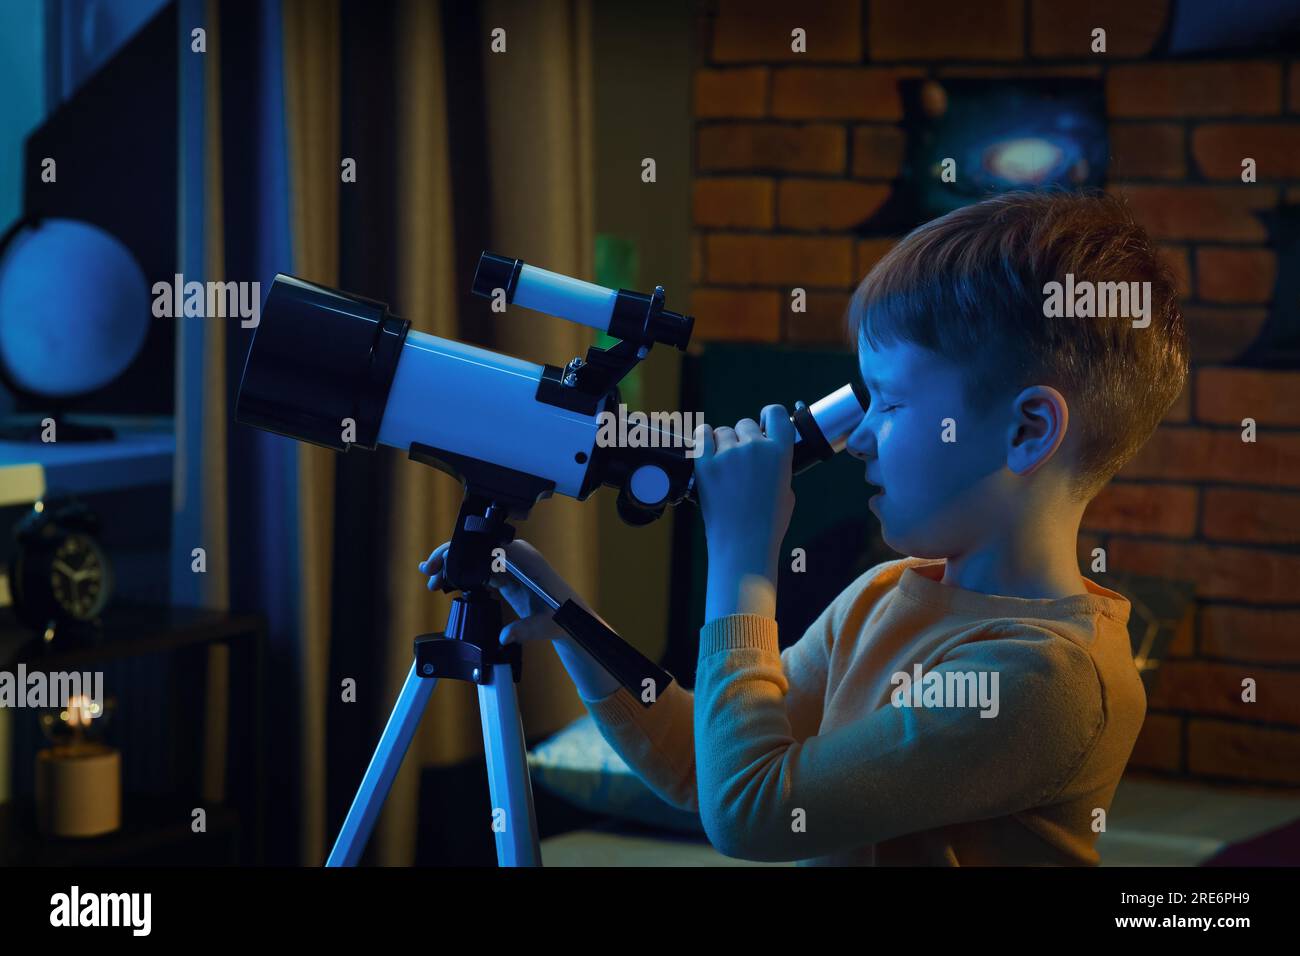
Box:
[1005,385,1069,478]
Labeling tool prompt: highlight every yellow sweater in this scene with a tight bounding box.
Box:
[580,557,1147,865]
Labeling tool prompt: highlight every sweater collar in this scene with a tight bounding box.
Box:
[896,559,1131,625]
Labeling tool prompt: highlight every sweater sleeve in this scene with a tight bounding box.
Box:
[577,598,839,815]
[692,617,1104,862]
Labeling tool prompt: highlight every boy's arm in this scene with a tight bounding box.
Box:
[576,590,838,815]
[691,620,1104,862]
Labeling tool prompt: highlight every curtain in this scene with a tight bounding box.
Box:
[203,0,304,865]
[280,0,340,870]
[176,0,599,865]
[371,0,601,867]
[174,0,230,611]
[370,0,468,866]
[478,0,599,737]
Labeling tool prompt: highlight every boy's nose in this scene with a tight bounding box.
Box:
[846,439,871,462]
[845,419,873,460]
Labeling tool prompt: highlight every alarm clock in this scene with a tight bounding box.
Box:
[8,499,114,636]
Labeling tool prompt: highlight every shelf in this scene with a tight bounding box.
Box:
[0,415,174,499]
[0,795,239,865]
[0,602,267,864]
[0,603,264,669]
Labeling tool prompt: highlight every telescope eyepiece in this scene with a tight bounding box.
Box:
[471,253,522,303]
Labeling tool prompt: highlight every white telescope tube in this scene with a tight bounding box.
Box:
[376,330,607,499]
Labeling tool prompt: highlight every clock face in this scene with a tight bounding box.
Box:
[48,533,109,621]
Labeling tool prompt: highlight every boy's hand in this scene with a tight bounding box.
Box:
[419,538,584,645]
[419,540,622,700]
[692,404,796,588]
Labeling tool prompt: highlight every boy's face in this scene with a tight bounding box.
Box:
[846,337,1014,558]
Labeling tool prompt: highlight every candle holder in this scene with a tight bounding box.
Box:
[35,694,120,837]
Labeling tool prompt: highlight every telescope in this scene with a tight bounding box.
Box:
[235,253,869,526]
[233,253,868,867]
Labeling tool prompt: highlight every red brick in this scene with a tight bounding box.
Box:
[1030,0,1169,58]
[697,123,846,174]
[851,126,905,179]
[1149,661,1300,725]
[771,68,924,121]
[777,180,890,231]
[695,68,769,118]
[1237,267,1288,347]
[1188,720,1300,785]
[1290,61,1300,112]
[869,0,1025,61]
[1182,307,1270,365]
[710,0,862,63]
[1106,539,1300,604]
[1163,379,1191,423]
[787,291,852,345]
[706,234,854,287]
[1203,488,1300,546]
[1082,482,1198,537]
[1192,124,1300,180]
[1200,605,1300,664]
[936,65,1101,79]
[1121,426,1300,487]
[1168,611,1196,658]
[1128,713,1182,772]
[1109,123,1186,180]
[1157,244,1191,298]
[854,238,896,281]
[1196,248,1276,304]
[692,177,774,229]
[1112,185,1278,242]
[689,289,782,341]
[1196,368,1300,426]
[1108,62,1282,118]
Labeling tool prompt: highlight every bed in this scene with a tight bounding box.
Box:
[529,717,1300,866]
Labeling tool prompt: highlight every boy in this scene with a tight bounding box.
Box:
[421,189,1187,865]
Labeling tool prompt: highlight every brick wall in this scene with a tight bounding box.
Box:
[691,0,1300,789]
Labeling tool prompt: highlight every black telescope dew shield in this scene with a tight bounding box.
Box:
[236,275,409,451]
[235,255,870,526]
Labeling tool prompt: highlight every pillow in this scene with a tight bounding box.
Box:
[528,715,705,835]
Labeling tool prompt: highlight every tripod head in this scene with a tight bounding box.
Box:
[409,441,672,705]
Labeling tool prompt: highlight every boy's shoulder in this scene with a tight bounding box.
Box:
[826,555,1130,642]
[841,555,936,603]
[817,556,936,627]
[825,556,1140,698]
[859,555,936,586]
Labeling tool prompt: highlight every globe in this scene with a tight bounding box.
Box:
[0,218,149,397]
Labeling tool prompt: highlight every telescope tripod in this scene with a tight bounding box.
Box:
[326,443,671,867]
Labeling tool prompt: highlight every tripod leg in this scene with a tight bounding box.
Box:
[479,664,542,866]
[326,662,435,866]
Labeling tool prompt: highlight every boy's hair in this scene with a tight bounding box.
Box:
[846,189,1188,501]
